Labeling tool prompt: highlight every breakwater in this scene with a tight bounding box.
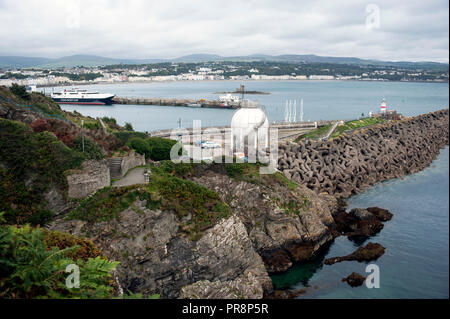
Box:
[278,109,449,198]
[112,96,240,109]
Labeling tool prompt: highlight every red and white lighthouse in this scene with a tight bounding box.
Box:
[380,98,387,113]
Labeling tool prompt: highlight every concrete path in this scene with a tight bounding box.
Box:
[112,167,146,187]
[324,121,340,140]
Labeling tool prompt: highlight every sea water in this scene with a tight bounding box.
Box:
[271,146,449,299]
[55,80,448,131]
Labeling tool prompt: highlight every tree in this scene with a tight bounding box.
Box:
[127,137,151,158]
[10,83,30,100]
[124,122,134,131]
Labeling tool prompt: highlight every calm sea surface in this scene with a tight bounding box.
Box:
[271,146,449,299]
[55,80,448,298]
[52,80,449,131]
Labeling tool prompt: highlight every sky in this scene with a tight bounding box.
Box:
[0,0,448,62]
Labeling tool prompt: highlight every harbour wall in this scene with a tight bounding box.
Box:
[278,109,449,198]
[112,96,240,109]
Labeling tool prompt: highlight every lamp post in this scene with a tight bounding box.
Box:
[81,120,85,153]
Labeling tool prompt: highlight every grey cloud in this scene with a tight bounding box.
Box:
[0,0,447,62]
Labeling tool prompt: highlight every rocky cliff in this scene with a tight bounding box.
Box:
[49,163,337,298]
[50,202,271,299]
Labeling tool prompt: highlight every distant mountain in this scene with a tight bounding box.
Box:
[0,56,53,68]
[172,54,223,63]
[0,53,447,69]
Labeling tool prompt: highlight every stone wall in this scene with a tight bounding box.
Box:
[278,109,449,198]
[120,151,145,177]
[66,159,110,199]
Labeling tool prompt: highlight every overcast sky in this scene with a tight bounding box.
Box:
[0,0,448,62]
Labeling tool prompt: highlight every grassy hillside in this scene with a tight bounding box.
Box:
[0,118,85,225]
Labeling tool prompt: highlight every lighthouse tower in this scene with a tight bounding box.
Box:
[380,98,387,113]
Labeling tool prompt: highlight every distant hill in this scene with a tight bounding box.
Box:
[0,56,53,68]
[0,53,448,70]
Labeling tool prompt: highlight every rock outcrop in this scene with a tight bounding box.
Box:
[342,272,366,287]
[278,109,449,198]
[49,203,271,299]
[324,242,385,265]
[331,207,390,239]
[188,167,337,274]
[180,272,264,299]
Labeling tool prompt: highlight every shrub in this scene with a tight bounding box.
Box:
[124,122,133,131]
[83,121,100,130]
[127,137,151,158]
[10,83,30,100]
[72,135,104,160]
[0,224,119,299]
[113,131,148,144]
[146,137,179,161]
[0,119,84,225]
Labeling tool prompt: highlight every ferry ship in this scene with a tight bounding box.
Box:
[51,88,115,105]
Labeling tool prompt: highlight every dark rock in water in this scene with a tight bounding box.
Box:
[260,249,292,273]
[324,242,385,265]
[342,272,366,287]
[366,207,393,221]
[331,208,384,239]
[265,288,307,299]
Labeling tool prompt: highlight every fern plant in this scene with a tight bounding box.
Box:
[0,224,119,299]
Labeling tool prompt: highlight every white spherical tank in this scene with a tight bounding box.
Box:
[231,101,269,150]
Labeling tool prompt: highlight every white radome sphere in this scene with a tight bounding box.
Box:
[231,102,269,149]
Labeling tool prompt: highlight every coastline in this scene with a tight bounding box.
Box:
[36,78,449,89]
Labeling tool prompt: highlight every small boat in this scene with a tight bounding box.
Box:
[186,102,202,108]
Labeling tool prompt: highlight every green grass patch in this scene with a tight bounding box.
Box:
[295,124,333,142]
[330,117,386,138]
[68,170,232,240]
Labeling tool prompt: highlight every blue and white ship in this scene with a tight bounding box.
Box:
[51,88,115,105]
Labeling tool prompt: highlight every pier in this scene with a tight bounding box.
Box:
[112,96,240,109]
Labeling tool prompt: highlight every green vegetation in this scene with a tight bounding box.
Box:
[296,117,386,142]
[296,124,333,141]
[0,223,119,299]
[0,118,84,225]
[10,83,30,100]
[124,135,181,161]
[50,72,103,82]
[330,117,386,138]
[127,137,151,158]
[0,85,66,119]
[124,122,133,131]
[113,131,148,144]
[274,172,299,190]
[67,167,232,240]
[72,136,104,160]
[279,195,311,216]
